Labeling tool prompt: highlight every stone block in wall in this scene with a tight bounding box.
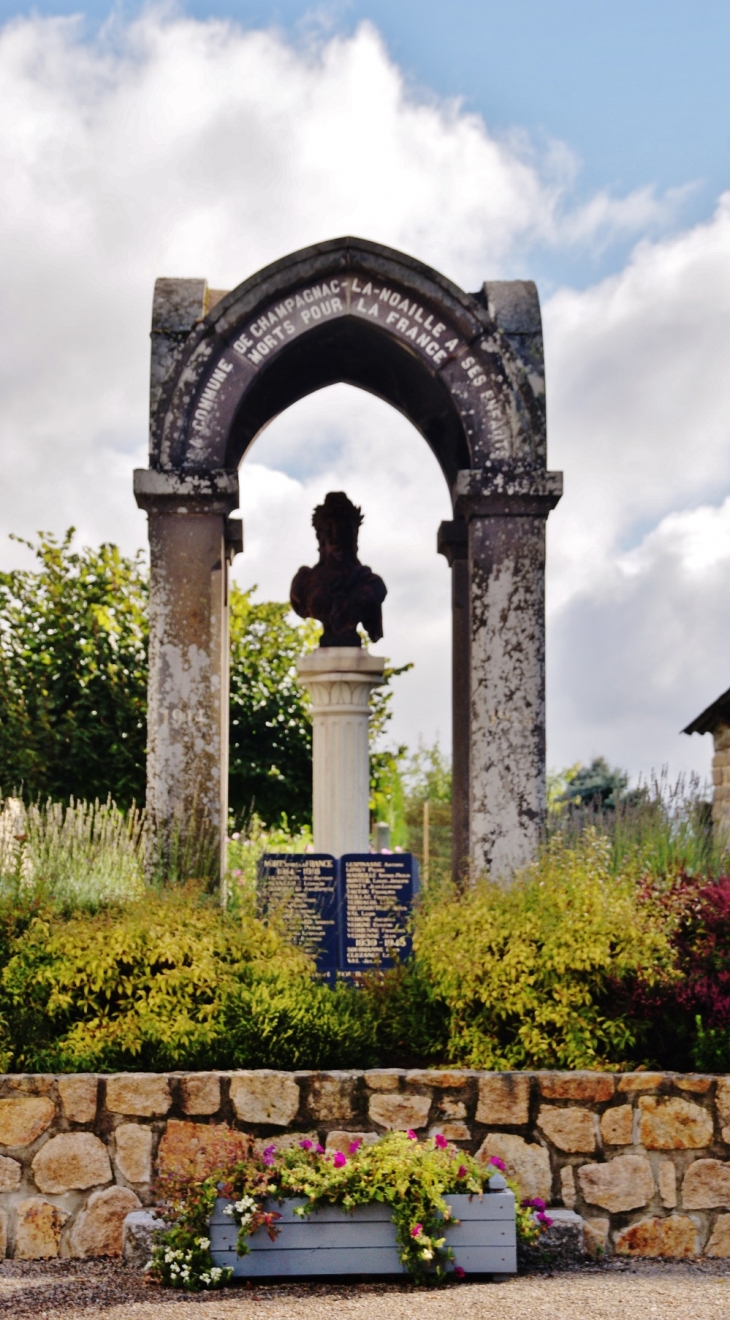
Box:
[31,1132,111,1194]
[306,1073,357,1122]
[114,1124,152,1184]
[364,1070,403,1091]
[15,1197,69,1258]
[583,1217,609,1256]
[106,1075,171,1117]
[476,1133,551,1202]
[638,1096,713,1149]
[716,1078,730,1127]
[476,1073,530,1125]
[600,1105,633,1146]
[560,1165,576,1208]
[406,1070,469,1088]
[58,1076,98,1124]
[71,1186,141,1257]
[538,1072,614,1103]
[537,1106,597,1152]
[325,1131,379,1155]
[438,1098,466,1120]
[0,1209,6,1259]
[0,1156,21,1190]
[705,1214,730,1256]
[659,1160,677,1208]
[429,1122,470,1141]
[253,1132,318,1155]
[157,1120,250,1180]
[577,1155,654,1213]
[0,1096,55,1147]
[180,1073,221,1116]
[674,1075,712,1094]
[615,1215,698,1257]
[123,1209,167,1269]
[369,1093,431,1131]
[617,1073,665,1092]
[681,1158,730,1208]
[230,1071,300,1126]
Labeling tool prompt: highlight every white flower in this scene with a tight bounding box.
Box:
[195,1237,210,1249]
[223,1205,234,1216]
[420,1248,433,1261]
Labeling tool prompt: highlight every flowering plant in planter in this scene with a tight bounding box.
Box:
[148,1131,540,1291]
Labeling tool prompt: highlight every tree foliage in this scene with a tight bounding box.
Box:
[228,587,318,828]
[0,532,148,808]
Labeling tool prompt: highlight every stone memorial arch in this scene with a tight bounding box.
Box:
[134,237,562,882]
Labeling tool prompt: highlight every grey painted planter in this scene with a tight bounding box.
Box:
[210,1189,517,1278]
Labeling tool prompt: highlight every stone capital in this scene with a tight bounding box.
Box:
[133,467,240,514]
[437,519,468,565]
[453,465,563,519]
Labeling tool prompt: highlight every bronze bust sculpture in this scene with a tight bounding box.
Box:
[290,492,387,647]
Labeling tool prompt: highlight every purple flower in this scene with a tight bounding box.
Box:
[410,1223,423,1238]
[299,1139,313,1150]
[537,1212,553,1227]
[522,1196,546,1212]
[406,1129,418,1141]
[262,1144,277,1167]
[434,1134,448,1150]
[349,1139,362,1154]
[457,1164,467,1178]
[453,1265,465,1279]
[333,1152,347,1168]
[490,1157,506,1172]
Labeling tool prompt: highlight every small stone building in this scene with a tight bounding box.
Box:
[684,686,730,838]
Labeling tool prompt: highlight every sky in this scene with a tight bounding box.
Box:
[0,1,729,786]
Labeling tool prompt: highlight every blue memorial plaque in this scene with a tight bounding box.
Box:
[339,854,419,974]
[258,854,339,976]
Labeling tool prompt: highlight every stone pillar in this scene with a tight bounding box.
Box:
[297,649,385,857]
[437,519,470,883]
[712,722,730,842]
[133,469,241,882]
[456,466,563,882]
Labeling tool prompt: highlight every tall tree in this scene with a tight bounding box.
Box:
[0,531,148,807]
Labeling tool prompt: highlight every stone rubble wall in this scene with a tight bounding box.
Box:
[2,1069,730,1260]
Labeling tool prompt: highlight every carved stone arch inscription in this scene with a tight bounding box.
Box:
[134,237,562,882]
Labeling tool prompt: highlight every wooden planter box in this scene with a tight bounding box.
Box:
[210,1190,516,1278]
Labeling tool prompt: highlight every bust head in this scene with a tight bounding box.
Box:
[290,491,387,647]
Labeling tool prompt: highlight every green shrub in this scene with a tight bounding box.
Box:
[0,886,310,1072]
[413,831,676,1070]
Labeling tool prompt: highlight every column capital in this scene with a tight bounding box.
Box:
[133,467,240,514]
[454,465,563,519]
[437,519,468,565]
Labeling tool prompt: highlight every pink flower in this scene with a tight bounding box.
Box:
[457,1165,467,1178]
[410,1223,423,1238]
[406,1129,418,1141]
[490,1157,506,1172]
[333,1152,347,1168]
[316,1143,325,1154]
[262,1144,277,1167]
[434,1134,448,1150]
[453,1265,465,1279]
[349,1139,362,1154]
[299,1139,313,1150]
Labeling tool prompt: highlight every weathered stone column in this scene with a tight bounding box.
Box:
[456,467,563,882]
[133,469,241,882]
[297,649,385,856]
[437,519,470,883]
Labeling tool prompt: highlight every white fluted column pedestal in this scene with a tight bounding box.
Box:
[297,648,385,857]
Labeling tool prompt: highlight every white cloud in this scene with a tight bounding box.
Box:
[0,11,728,778]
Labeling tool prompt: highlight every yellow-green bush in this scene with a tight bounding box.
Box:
[0,885,311,1071]
[414,831,676,1070]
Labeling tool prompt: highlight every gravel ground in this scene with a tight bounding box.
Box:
[1,1260,730,1320]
